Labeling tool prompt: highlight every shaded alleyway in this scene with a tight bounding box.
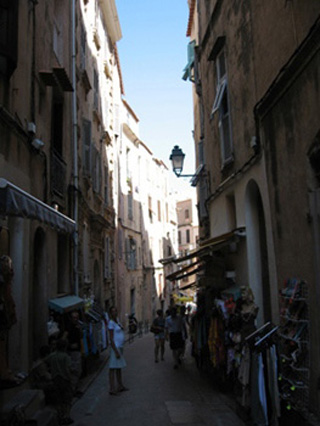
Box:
[71,334,246,426]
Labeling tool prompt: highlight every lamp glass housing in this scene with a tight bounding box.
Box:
[170,145,185,176]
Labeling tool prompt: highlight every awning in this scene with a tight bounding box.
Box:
[174,227,246,264]
[172,294,194,303]
[166,259,204,281]
[179,281,198,291]
[0,178,75,234]
[48,295,84,314]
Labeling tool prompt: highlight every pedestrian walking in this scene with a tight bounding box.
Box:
[180,305,189,360]
[30,345,54,404]
[165,306,184,370]
[108,306,128,395]
[46,339,74,425]
[128,313,138,343]
[151,309,166,363]
[63,310,83,395]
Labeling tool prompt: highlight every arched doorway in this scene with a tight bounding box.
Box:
[32,227,48,360]
[245,180,271,325]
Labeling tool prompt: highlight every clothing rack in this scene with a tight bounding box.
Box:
[254,326,279,347]
[245,321,271,342]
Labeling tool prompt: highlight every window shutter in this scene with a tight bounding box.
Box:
[182,40,196,81]
[104,165,109,205]
[133,239,137,269]
[118,229,123,260]
[91,145,97,190]
[114,103,120,135]
[198,139,204,164]
[104,236,110,279]
[94,69,99,110]
[80,24,86,71]
[82,119,91,175]
[128,192,133,220]
[125,238,130,266]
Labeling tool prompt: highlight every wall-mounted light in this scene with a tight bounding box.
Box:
[169,145,206,186]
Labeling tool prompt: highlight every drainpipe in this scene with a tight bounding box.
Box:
[71,0,79,295]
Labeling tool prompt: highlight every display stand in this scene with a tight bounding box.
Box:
[278,279,310,417]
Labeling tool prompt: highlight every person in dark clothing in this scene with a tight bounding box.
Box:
[151,309,166,363]
[165,307,184,370]
[47,339,74,425]
[128,313,138,343]
[31,345,55,403]
[63,310,83,393]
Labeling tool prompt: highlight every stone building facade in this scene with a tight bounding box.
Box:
[115,99,178,326]
[185,0,320,415]
[0,0,179,394]
[0,0,75,375]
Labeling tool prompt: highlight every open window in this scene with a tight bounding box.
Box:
[210,47,233,166]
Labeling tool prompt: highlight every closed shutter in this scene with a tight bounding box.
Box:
[82,119,91,175]
[104,236,110,279]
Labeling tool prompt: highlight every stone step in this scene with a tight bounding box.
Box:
[2,389,45,423]
[30,406,58,426]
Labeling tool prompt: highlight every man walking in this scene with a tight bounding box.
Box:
[165,307,184,370]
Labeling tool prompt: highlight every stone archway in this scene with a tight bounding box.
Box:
[245,180,271,326]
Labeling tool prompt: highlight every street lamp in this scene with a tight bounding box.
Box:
[169,145,194,177]
[169,145,207,186]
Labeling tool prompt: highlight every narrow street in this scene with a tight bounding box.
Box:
[71,334,246,426]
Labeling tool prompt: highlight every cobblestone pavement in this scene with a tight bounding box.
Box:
[71,333,247,426]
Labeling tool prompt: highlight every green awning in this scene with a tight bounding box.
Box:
[48,295,84,314]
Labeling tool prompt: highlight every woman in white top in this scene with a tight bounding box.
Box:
[108,306,128,395]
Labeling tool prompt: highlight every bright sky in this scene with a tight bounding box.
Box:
[116,0,196,197]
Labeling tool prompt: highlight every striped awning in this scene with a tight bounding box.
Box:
[0,178,75,234]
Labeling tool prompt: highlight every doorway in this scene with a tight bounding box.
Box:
[245,180,271,325]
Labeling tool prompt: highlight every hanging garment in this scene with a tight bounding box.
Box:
[267,345,281,423]
[251,352,268,426]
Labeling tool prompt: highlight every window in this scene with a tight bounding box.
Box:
[0,0,18,76]
[148,196,153,223]
[186,229,190,244]
[82,119,91,175]
[157,200,161,221]
[53,0,63,65]
[211,49,233,165]
[104,236,111,279]
[80,24,86,71]
[114,104,120,135]
[126,238,137,270]
[52,91,64,156]
[83,223,90,283]
[128,191,133,220]
[93,69,99,111]
[198,139,204,164]
[104,165,109,205]
[178,231,181,245]
[185,209,189,220]
[92,145,101,194]
[118,229,123,260]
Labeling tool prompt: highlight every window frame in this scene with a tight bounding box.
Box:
[210,49,234,166]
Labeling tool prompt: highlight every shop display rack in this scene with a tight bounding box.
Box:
[278,279,309,416]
